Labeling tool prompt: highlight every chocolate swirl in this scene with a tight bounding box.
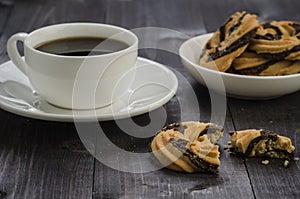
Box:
[199,12,300,76]
[151,122,223,173]
[199,11,260,72]
[229,129,295,160]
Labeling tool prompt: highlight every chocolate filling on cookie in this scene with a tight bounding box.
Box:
[244,130,278,156]
[290,23,300,34]
[237,60,277,75]
[229,129,295,160]
[200,12,300,75]
[228,12,248,35]
[262,23,283,35]
[206,17,233,49]
[151,122,222,173]
[206,29,256,61]
[169,138,189,151]
[200,11,260,72]
[160,122,223,143]
[199,124,224,138]
[258,44,300,60]
[250,21,300,60]
[218,25,226,44]
[161,123,187,134]
[169,138,219,173]
[254,33,281,40]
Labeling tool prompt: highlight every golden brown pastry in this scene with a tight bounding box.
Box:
[199,11,300,76]
[232,51,300,75]
[229,129,295,160]
[249,21,300,60]
[199,11,260,72]
[151,122,224,173]
[159,121,224,144]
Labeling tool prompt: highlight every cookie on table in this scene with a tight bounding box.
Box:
[160,121,224,144]
[199,11,260,72]
[229,129,295,160]
[151,122,224,173]
[232,51,300,75]
[249,21,300,61]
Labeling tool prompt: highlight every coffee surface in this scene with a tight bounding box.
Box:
[35,37,129,56]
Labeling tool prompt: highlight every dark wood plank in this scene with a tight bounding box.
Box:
[0,0,109,198]
[1,0,299,198]
[198,0,250,33]
[92,1,254,198]
[242,0,300,22]
[199,0,300,32]
[0,0,14,66]
[0,0,106,63]
[228,94,300,198]
[0,111,94,199]
[93,112,254,198]
[0,0,13,35]
[137,0,208,81]
[200,1,300,198]
[105,0,210,92]
[103,0,147,29]
[0,0,43,64]
[142,0,207,36]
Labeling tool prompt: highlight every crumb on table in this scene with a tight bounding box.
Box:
[261,160,269,165]
[283,160,289,167]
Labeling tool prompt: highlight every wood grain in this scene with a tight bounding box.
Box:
[228,95,300,198]
[200,2,300,198]
[0,0,108,198]
[92,2,254,197]
[0,1,13,34]
[93,112,254,198]
[0,111,95,199]
[199,0,252,33]
[242,0,300,22]
[0,0,13,65]
[0,0,106,63]
[0,0,300,198]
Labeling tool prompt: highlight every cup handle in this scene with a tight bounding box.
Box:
[7,33,29,75]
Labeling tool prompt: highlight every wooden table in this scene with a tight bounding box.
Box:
[0,0,299,198]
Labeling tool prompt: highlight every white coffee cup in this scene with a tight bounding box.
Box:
[7,23,138,109]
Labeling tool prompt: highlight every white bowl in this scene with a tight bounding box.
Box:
[179,33,300,99]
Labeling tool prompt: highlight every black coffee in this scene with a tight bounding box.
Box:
[35,37,129,56]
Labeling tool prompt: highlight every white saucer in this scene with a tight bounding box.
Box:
[0,57,178,122]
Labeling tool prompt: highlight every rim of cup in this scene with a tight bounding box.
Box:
[24,22,138,59]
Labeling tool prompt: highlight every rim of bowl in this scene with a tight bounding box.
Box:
[179,33,300,80]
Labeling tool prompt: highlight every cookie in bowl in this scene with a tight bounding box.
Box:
[199,11,300,76]
[199,11,260,72]
[232,51,300,75]
[249,21,300,61]
[151,122,224,173]
[179,11,300,99]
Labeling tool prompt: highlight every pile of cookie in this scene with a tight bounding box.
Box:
[199,11,300,76]
[151,121,295,173]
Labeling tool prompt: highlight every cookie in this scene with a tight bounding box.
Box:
[249,21,300,60]
[199,11,260,72]
[232,51,300,75]
[151,122,224,173]
[160,121,224,144]
[229,129,295,160]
